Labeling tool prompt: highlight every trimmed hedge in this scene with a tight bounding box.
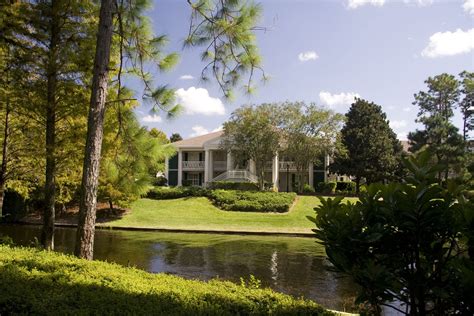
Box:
[315,182,336,194]
[208,190,297,213]
[0,246,331,315]
[147,186,207,199]
[208,181,259,191]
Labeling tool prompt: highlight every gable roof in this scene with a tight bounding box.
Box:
[171,130,224,148]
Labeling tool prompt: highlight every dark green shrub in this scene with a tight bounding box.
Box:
[310,150,474,314]
[147,187,207,200]
[208,190,296,213]
[208,181,259,191]
[315,182,336,194]
[335,181,356,194]
[0,245,331,315]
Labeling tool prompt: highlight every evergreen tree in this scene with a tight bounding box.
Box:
[408,73,465,182]
[330,98,402,193]
[459,71,474,141]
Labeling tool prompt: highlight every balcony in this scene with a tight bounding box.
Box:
[264,161,301,171]
[182,161,205,170]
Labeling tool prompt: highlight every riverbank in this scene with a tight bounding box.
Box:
[20,195,358,235]
[0,245,334,315]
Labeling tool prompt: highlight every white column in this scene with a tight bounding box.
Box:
[226,151,233,171]
[177,151,183,186]
[272,153,279,191]
[308,162,314,188]
[209,150,214,181]
[204,149,210,184]
[324,154,329,182]
[165,157,169,180]
[249,159,256,174]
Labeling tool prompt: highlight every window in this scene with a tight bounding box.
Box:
[188,173,200,186]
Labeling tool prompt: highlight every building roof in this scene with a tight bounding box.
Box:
[171,130,224,148]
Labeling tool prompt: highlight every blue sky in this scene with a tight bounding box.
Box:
[134,0,474,140]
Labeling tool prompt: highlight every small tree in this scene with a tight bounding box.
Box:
[170,133,183,143]
[280,102,344,193]
[310,150,474,315]
[330,98,402,193]
[221,104,280,190]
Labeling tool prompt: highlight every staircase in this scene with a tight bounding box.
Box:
[210,170,258,183]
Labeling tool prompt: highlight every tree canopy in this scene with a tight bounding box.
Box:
[330,98,402,193]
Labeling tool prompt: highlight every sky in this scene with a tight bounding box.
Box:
[133,0,474,140]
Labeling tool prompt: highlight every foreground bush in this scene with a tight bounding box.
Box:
[0,246,331,315]
[208,190,297,213]
[310,151,474,314]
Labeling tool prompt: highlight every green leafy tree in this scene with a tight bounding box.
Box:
[170,133,183,143]
[221,104,280,190]
[280,102,344,193]
[310,150,474,315]
[330,99,402,193]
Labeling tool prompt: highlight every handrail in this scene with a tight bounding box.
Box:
[210,170,258,183]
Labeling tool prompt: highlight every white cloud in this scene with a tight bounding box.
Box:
[403,106,412,112]
[141,114,162,123]
[464,0,474,15]
[347,0,385,9]
[175,87,225,116]
[389,120,407,129]
[403,0,433,7]
[421,28,474,58]
[298,51,319,62]
[397,132,408,140]
[212,126,223,132]
[319,91,360,108]
[179,74,194,80]
[189,125,209,137]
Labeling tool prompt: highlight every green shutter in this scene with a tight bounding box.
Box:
[169,154,178,169]
[168,171,178,186]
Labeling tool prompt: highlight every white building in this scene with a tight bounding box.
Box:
[165,131,329,192]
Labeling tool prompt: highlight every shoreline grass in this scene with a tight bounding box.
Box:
[105,196,357,234]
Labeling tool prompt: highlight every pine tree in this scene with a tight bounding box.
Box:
[408,73,465,182]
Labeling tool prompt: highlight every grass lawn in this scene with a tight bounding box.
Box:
[104,196,358,234]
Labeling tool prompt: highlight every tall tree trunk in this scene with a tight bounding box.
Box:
[75,0,114,260]
[0,100,10,219]
[355,176,360,195]
[42,0,60,250]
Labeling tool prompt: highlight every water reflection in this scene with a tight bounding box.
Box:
[0,224,356,310]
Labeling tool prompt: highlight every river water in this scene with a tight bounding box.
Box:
[0,224,357,311]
